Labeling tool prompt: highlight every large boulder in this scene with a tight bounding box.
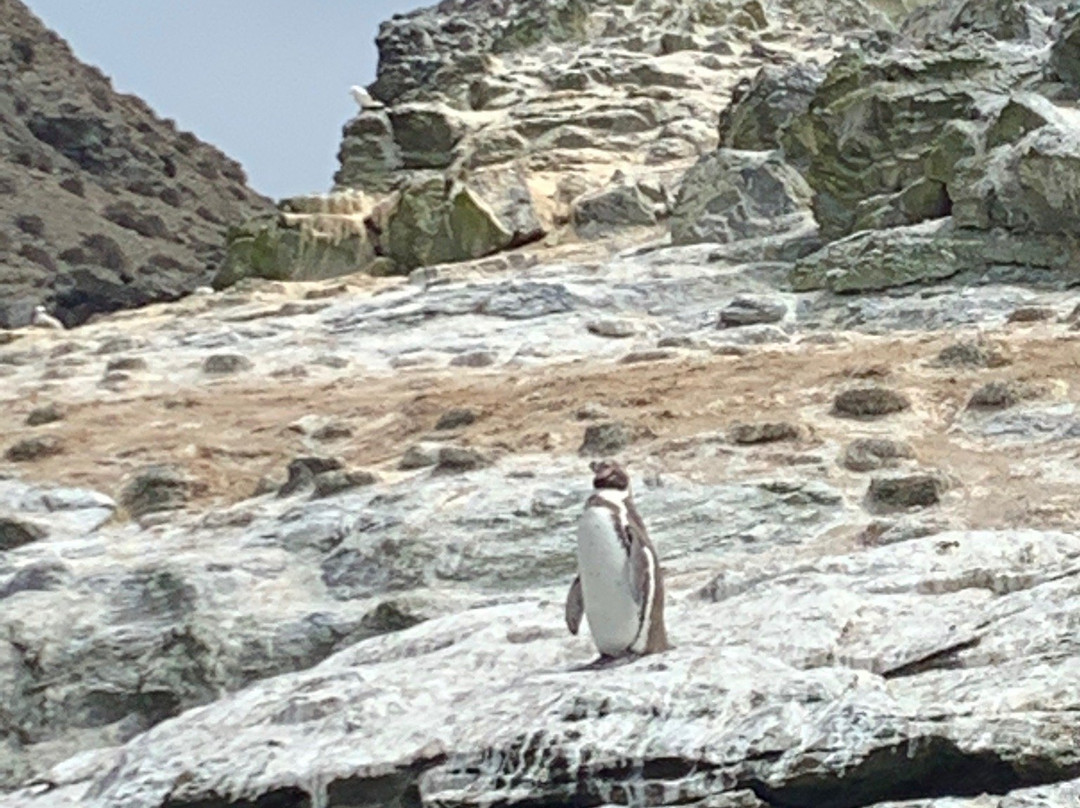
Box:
[783,44,1044,240]
[383,170,543,270]
[790,218,1080,292]
[213,192,390,289]
[670,149,814,245]
[716,63,825,156]
[952,115,1080,234]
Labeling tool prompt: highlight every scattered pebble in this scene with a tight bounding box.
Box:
[435,408,478,431]
[579,421,630,456]
[203,354,253,375]
[25,403,64,426]
[729,422,800,445]
[842,438,915,472]
[120,464,194,518]
[5,435,64,462]
[434,446,490,474]
[278,456,344,497]
[832,386,911,419]
[312,469,378,498]
[0,515,49,551]
[866,473,946,512]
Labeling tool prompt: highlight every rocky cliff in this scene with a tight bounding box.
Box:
[0,0,273,328]
[3,0,1080,807]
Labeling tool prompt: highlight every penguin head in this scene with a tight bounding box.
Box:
[590,460,629,491]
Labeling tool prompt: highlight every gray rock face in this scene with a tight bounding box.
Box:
[0,0,272,328]
[670,149,813,246]
[717,63,825,154]
[6,526,1077,808]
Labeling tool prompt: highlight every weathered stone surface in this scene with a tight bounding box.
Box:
[784,42,1041,241]
[214,195,386,290]
[384,174,542,270]
[717,63,825,154]
[7,526,1078,808]
[671,150,812,247]
[572,182,658,237]
[790,220,1080,294]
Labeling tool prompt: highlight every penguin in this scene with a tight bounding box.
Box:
[565,460,669,661]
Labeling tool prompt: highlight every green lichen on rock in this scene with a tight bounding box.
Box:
[213,209,387,290]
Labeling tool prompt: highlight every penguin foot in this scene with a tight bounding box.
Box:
[570,653,640,672]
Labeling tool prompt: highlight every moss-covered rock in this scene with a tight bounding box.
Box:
[213,193,390,289]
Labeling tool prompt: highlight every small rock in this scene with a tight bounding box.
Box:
[579,421,630,456]
[203,354,253,375]
[1007,306,1055,324]
[25,403,64,426]
[96,336,144,355]
[729,422,800,444]
[966,380,1028,411]
[935,340,1003,368]
[360,600,426,633]
[620,349,676,364]
[0,515,49,551]
[586,318,639,338]
[5,435,64,462]
[399,443,441,470]
[105,356,147,373]
[278,456,344,497]
[574,403,610,421]
[449,351,497,368]
[120,464,193,517]
[831,386,911,419]
[866,474,946,512]
[311,422,354,441]
[435,408,478,431]
[313,354,350,369]
[718,295,787,328]
[434,446,490,474]
[312,469,378,498]
[842,438,915,472]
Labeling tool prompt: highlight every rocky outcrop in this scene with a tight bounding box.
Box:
[0,0,273,327]
[303,0,916,282]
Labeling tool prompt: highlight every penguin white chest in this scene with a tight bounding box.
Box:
[576,506,640,655]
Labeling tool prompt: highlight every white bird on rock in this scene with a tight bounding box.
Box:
[349,85,384,111]
[30,305,64,330]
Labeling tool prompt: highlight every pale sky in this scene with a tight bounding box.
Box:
[26,0,429,199]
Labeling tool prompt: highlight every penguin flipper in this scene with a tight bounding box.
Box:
[565,575,584,635]
[626,523,655,609]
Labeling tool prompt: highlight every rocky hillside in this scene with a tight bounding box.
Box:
[0,0,273,328]
[3,0,1080,807]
